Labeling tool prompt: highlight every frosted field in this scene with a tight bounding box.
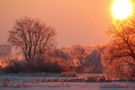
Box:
[1,82,135,90]
[0,74,135,90]
[1,87,135,90]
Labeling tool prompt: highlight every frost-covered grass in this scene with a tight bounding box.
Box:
[0,73,135,89]
[0,73,110,83]
[0,81,135,89]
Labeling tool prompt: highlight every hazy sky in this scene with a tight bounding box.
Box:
[0,0,112,47]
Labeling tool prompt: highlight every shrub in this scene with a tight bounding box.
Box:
[0,65,3,73]
[4,59,25,73]
[59,72,78,77]
[2,78,9,87]
[43,57,71,73]
[3,56,72,73]
[86,75,111,82]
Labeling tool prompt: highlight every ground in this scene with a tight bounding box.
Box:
[0,73,135,90]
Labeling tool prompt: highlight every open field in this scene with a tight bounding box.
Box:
[0,74,135,90]
[1,82,135,90]
[1,87,135,90]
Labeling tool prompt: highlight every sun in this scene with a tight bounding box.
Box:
[112,0,133,19]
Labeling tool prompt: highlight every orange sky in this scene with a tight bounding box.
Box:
[0,0,112,47]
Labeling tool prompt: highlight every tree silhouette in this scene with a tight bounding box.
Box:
[70,45,88,66]
[8,17,56,62]
[102,17,135,79]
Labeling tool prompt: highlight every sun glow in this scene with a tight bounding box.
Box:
[112,0,133,19]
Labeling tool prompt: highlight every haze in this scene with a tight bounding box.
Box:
[0,0,112,47]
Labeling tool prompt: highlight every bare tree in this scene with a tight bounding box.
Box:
[8,17,56,63]
[102,16,135,79]
[70,45,88,66]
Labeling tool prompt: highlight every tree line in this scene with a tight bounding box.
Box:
[0,16,135,80]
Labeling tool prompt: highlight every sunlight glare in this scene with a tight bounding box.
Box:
[112,0,133,19]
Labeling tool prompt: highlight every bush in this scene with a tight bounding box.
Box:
[75,66,85,73]
[43,57,71,73]
[4,59,25,73]
[0,65,3,73]
[86,75,111,82]
[59,72,78,77]
[2,78,9,87]
[3,56,72,73]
